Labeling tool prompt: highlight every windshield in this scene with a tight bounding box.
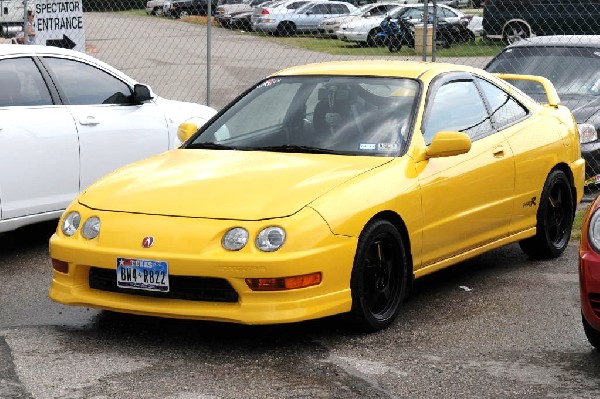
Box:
[486,46,600,96]
[188,76,419,156]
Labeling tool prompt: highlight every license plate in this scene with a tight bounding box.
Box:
[116,257,169,292]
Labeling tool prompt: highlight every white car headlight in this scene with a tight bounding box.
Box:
[61,211,81,236]
[579,123,598,144]
[81,217,101,240]
[222,227,249,251]
[256,226,286,252]
[589,209,600,254]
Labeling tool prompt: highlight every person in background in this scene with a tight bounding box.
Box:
[11,10,35,44]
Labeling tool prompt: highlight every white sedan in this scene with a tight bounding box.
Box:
[318,2,401,37]
[337,3,469,46]
[0,44,217,233]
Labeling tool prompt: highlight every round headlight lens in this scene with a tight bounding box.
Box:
[222,227,249,251]
[61,211,81,236]
[81,217,101,240]
[588,208,600,253]
[256,226,286,252]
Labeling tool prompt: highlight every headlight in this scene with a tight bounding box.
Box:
[589,208,600,253]
[81,217,101,240]
[256,226,286,252]
[579,123,598,144]
[61,211,81,236]
[222,227,249,251]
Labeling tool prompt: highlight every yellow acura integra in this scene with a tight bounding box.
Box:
[49,61,584,332]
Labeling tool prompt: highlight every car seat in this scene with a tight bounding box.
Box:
[312,86,354,136]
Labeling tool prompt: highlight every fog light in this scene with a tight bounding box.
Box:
[245,272,321,291]
[51,258,68,274]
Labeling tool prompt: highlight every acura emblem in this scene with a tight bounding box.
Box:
[142,236,155,248]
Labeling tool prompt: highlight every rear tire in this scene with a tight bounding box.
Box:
[583,315,600,349]
[348,220,408,332]
[366,28,381,47]
[519,170,574,259]
[276,22,296,37]
[503,21,529,44]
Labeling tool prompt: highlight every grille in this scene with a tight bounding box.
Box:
[89,267,239,303]
[589,293,600,317]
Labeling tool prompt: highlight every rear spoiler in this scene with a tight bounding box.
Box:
[493,73,561,108]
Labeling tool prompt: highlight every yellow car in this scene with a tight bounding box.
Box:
[49,61,584,332]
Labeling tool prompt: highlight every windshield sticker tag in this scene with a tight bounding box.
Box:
[359,143,377,150]
[378,143,399,151]
[259,78,281,88]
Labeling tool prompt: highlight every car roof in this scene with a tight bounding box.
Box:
[506,35,600,49]
[272,60,478,79]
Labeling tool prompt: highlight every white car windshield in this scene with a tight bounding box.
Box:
[188,76,419,156]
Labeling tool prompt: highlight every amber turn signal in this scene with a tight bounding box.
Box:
[51,258,69,274]
[245,272,321,291]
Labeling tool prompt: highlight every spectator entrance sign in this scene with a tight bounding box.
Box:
[34,0,85,52]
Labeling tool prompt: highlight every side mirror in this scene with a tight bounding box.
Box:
[426,131,471,158]
[177,122,200,143]
[133,84,153,103]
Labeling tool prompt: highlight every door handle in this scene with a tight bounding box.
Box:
[492,146,504,157]
[79,116,100,126]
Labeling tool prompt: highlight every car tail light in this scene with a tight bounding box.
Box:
[261,8,269,14]
[245,272,321,291]
[463,14,474,22]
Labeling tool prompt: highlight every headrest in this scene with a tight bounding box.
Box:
[317,87,351,102]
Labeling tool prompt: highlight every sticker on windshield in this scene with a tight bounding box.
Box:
[359,143,377,150]
[358,143,400,151]
[258,78,281,88]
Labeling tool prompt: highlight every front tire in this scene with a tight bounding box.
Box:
[519,170,574,259]
[276,22,296,37]
[583,315,600,349]
[348,220,408,332]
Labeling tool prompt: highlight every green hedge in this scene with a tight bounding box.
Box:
[83,0,145,12]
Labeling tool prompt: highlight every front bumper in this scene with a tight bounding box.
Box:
[49,206,357,325]
[336,30,367,42]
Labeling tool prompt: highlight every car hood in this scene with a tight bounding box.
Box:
[154,96,217,126]
[559,95,600,124]
[78,149,391,220]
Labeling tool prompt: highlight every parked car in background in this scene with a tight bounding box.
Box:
[483,0,600,44]
[251,0,311,29]
[215,0,266,27]
[579,194,600,350]
[165,0,219,17]
[49,60,583,333]
[145,0,169,15]
[0,44,216,233]
[337,3,469,47]
[485,36,600,187]
[318,2,401,37]
[253,0,357,36]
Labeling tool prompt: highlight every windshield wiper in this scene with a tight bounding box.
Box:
[185,142,236,150]
[259,145,338,154]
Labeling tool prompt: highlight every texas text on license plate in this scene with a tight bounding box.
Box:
[116,257,169,292]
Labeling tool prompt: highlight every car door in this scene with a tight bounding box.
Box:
[297,3,330,31]
[417,73,515,268]
[0,56,79,220]
[40,56,170,190]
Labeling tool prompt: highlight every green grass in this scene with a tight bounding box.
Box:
[116,9,147,16]
[572,204,591,241]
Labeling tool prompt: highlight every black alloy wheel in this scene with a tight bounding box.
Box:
[519,170,574,259]
[348,220,408,332]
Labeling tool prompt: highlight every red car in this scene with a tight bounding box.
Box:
[579,196,600,349]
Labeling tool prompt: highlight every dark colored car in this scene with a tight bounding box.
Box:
[485,35,600,187]
[166,0,219,17]
[579,195,600,350]
[482,0,600,44]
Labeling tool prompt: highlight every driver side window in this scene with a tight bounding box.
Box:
[423,80,493,144]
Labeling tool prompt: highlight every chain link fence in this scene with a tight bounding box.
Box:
[2,0,600,180]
